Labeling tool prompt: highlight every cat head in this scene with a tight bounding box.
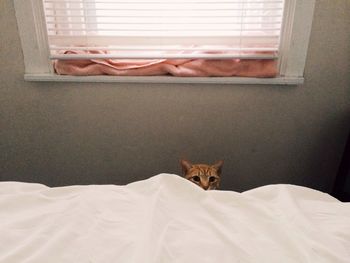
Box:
[180,159,223,190]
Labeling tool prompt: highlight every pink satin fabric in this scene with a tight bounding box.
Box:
[54,50,278,77]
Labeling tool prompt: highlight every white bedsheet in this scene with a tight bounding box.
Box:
[0,174,349,263]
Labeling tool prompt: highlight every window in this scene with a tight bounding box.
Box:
[44,0,282,59]
[14,0,316,84]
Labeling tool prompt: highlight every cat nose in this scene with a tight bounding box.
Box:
[202,184,209,190]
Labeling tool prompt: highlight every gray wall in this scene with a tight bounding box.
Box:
[1,0,349,192]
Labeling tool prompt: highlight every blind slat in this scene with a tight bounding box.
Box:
[45,0,284,3]
[47,26,281,31]
[48,35,280,45]
[49,46,278,51]
[45,20,282,24]
[45,14,283,18]
[50,53,278,60]
[45,8,283,11]
[46,22,282,25]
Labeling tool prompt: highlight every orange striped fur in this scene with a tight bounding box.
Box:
[180,160,223,190]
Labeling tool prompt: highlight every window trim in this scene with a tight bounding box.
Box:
[14,0,315,85]
[23,74,304,85]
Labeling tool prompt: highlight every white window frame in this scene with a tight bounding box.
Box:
[14,0,315,85]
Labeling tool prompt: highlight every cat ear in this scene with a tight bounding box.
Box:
[212,160,224,175]
[180,159,193,175]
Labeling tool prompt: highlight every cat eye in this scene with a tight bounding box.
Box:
[192,176,200,182]
[209,177,217,183]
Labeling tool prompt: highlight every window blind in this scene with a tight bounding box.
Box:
[43,0,285,60]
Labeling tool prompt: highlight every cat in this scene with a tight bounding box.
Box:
[180,159,223,190]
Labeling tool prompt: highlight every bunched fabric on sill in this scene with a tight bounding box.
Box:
[54,50,278,77]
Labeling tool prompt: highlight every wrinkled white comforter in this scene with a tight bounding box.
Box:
[0,174,349,263]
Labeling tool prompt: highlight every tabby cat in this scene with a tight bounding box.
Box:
[180,159,223,190]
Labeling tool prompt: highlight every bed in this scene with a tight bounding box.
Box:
[0,174,349,262]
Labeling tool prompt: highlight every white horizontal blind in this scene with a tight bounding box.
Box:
[43,0,285,60]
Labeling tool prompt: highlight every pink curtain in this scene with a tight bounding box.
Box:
[54,50,278,78]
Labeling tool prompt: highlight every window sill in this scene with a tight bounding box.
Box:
[24,74,304,85]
